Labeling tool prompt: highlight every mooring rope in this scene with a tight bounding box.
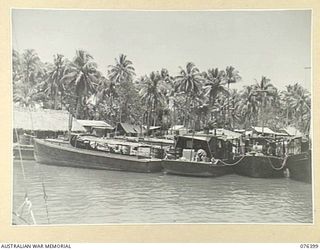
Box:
[29,107,51,224]
[13,128,37,225]
[14,128,28,194]
[40,167,50,224]
[217,154,246,166]
[267,155,288,171]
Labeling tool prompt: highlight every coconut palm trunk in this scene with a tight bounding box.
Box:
[75,96,81,119]
[53,87,59,109]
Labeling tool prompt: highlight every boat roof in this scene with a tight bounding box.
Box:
[196,128,242,140]
[143,125,161,130]
[251,126,287,136]
[169,125,186,130]
[179,135,212,142]
[118,123,146,134]
[78,120,113,129]
[252,126,276,134]
[280,126,304,137]
[212,128,242,139]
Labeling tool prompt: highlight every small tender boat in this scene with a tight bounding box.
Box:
[13,144,35,160]
[34,137,162,173]
[13,134,36,160]
[232,136,286,178]
[162,134,239,177]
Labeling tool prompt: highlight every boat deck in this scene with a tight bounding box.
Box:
[43,138,161,163]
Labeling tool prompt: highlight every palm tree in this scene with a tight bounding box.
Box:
[96,76,117,103]
[229,89,242,129]
[45,54,68,109]
[108,54,135,123]
[175,62,203,128]
[175,62,203,96]
[61,50,98,118]
[13,82,46,108]
[253,76,276,132]
[203,68,228,121]
[95,76,118,122]
[108,54,135,84]
[281,85,295,126]
[224,66,241,125]
[139,71,166,132]
[239,85,259,128]
[287,83,311,132]
[21,49,41,86]
[12,50,22,85]
[254,76,276,107]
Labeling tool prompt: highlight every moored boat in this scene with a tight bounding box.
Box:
[286,150,311,183]
[285,137,312,183]
[233,153,285,178]
[162,133,240,177]
[34,137,162,173]
[232,136,287,178]
[13,144,35,160]
[13,134,36,160]
[162,159,234,177]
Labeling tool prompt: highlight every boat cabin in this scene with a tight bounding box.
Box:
[70,134,165,159]
[244,136,286,156]
[287,136,310,155]
[174,134,236,161]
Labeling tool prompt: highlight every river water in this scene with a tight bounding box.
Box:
[12,160,313,225]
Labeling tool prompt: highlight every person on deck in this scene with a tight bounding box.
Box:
[196,149,207,162]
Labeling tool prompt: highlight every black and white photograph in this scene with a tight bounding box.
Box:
[11,9,312,225]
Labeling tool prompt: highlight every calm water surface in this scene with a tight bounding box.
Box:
[13,160,313,225]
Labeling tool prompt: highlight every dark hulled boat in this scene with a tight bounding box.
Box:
[232,136,286,178]
[162,159,234,177]
[233,154,285,178]
[285,137,312,183]
[34,138,162,173]
[286,150,311,183]
[162,134,239,177]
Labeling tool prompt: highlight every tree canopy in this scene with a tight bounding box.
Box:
[12,49,311,134]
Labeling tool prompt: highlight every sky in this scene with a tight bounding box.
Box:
[12,9,311,91]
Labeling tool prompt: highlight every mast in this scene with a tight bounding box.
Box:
[68,111,73,141]
[255,90,268,136]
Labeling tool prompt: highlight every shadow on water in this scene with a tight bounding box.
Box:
[13,160,313,224]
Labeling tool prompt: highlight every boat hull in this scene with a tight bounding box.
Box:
[34,139,162,173]
[162,160,233,177]
[13,144,35,160]
[233,155,285,178]
[286,151,311,183]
